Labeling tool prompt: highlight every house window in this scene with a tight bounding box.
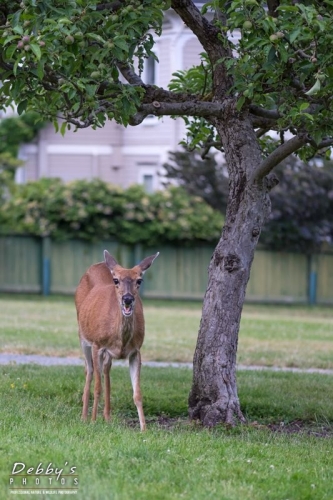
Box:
[145,55,156,85]
[139,166,157,193]
[143,174,154,193]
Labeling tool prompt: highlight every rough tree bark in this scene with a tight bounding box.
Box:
[188,107,272,426]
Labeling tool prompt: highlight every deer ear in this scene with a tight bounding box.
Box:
[138,252,159,274]
[104,250,118,271]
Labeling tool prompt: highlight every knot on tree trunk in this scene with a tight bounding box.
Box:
[224,253,241,273]
[252,226,260,238]
[265,173,279,191]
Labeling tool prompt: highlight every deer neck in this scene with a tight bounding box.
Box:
[120,313,134,346]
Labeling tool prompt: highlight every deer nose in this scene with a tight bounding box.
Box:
[122,294,134,305]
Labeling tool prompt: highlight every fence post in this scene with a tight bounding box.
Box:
[308,254,318,305]
[41,237,51,296]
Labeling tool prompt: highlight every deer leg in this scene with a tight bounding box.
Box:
[81,342,93,421]
[129,350,146,431]
[92,345,102,421]
[103,353,112,421]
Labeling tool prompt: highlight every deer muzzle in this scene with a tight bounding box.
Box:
[122,293,135,317]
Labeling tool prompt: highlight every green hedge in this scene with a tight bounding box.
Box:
[0,178,223,246]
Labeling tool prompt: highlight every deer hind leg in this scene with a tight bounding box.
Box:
[81,341,93,421]
[91,344,102,421]
[103,352,112,421]
[129,350,146,431]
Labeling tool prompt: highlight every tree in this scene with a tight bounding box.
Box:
[1,0,333,426]
[0,152,22,205]
[163,149,229,213]
[261,159,333,253]
[0,111,45,157]
[163,151,333,253]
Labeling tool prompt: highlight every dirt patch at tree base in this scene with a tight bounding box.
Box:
[126,416,333,437]
[265,419,333,438]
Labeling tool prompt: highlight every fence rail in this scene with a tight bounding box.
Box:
[0,235,333,304]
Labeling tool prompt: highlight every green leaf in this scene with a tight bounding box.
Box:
[13,25,23,35]
[3,35,20,46]
[87,33,105,44]
[36,61,44,80]
[267,46,277,65]
[277,5,298,11]
[13,58,20,76]
[289,28,301,44]
[11,9,22,29]
[85,85,97,97]
[60,121,67,136]
[236,95,246,111]
[299,102,309,111]
[278,44,289,63]
[53,120,59,133]
[58,18,72,24]
[114,37,129,52]
[111,66,119,80]
[17,100,28,115]
[5,44,18,60]
[30,43,41,60]
[305,79,321,96]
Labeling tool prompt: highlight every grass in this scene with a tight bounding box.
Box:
[0,295,333,499]
[0,294,332,369]
[0,365,333,500]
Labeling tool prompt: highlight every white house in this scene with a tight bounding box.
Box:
[17,4,206,192]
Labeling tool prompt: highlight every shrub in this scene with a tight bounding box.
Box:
[0,178,223,246]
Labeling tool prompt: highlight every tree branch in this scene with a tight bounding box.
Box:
[267,0,280,17]
[171,0,233,98]
[317,138,333,149]
[256,128,270,138]
[249,104,280,121]
[117,62,145,86]
[129,100,229,125]
[96,2,122,12]
[171,0,221,59]
[253,133,309,181]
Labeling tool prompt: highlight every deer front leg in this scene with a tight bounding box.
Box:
[92,344,102,421]
[129,350,146,431]
[81,342,93,421]
[103,353,112,421]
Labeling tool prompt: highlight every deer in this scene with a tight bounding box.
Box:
[75,250,159,431]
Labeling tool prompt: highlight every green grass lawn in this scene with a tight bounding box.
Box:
[0,365,332,500]
[0,295,332,369]
[0,295,333,499]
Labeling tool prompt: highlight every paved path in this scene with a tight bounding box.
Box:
[0,353,333,375]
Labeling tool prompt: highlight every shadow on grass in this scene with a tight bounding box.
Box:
[1,364,332,437]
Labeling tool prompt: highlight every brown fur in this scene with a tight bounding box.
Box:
[75,251,159,431]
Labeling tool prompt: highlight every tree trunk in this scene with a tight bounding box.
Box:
[188,110,271,426]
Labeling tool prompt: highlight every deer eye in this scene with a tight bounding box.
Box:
[113,278,119,286]
[137,279,143,286]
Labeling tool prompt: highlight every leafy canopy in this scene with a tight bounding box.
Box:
[0,0,167,130]
[0,1,333,161]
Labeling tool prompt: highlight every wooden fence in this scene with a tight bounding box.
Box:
[0,235,333,304]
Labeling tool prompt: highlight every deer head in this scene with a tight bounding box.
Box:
[104,250,159,317]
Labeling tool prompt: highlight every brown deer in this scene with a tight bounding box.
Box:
[75,250,159,431]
